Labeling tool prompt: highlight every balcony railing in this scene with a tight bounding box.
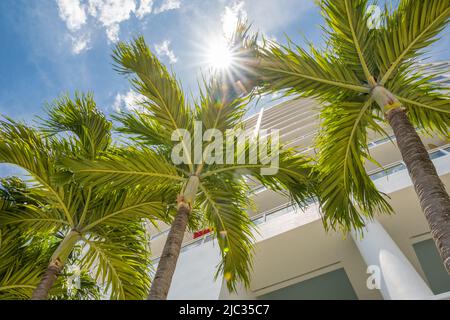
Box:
[252,203,298,225]
[369,145,450,181]
[367,134,395,148]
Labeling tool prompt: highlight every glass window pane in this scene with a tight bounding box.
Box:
[253,216,265,225]
[370,171,386,181]
[429,150,446,160]
[266,205,294,221]
[370,163,406,180]
[387,163,406,175]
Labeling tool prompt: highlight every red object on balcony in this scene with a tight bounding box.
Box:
[193,228,212,239]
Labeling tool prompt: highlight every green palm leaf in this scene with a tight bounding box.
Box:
[82,223,152,300]
[113,37,192,148]
[0,120,75,226]
[81,188,170,232]
[386,69,450,136]
[377,0,450,85]
[64,147,185,191]
[322,0,377,82]
[260,43,369,100]
[202,147,315,207]
[197,177,254,291]
[195,79,247,133]
[0,231,41,299]
[316,98,393,231]
[41,92,112,159]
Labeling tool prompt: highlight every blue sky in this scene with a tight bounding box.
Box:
[0,0,327,123]
[0,0,448,124]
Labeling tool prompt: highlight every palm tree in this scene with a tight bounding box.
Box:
[254,0,450,271]
[0,177,101,300]
[0,93,168,299]
[65,37,317,300]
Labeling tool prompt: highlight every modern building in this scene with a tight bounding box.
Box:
[149,75,450,300]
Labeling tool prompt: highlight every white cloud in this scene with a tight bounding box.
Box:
[114,90,145,111]
[154,0,181,14]
[222,1,247,38]
[71,34,91,54]
[136,0,154,19]
[56,0,179,47]
[105,24,120,43]
[88,0,137,42]
[155,40,178,64]
[57,0,87,31]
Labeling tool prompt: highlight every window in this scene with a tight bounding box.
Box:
[429,150,446,160]
[370,163,406,180]
[413,239,450,295]
[257,268,358,300]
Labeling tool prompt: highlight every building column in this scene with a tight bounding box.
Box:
[351,218,433,300]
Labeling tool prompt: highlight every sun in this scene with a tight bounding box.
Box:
[206,39,234,71]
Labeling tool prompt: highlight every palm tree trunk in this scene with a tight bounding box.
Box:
[386,107,450,274]
[31,260,63,300]
[31,230,81,300]
[148,202,190,300]
[148,175,199,300]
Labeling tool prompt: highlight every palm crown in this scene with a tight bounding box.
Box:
[256,0,450,232]
[0,93,169,299]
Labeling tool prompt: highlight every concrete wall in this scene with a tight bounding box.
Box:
[167,240,222,300]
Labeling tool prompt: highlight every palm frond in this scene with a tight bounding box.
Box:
[220,20,261,99]
[41,92,112,159]
[194,79,247,133]
[0,221,65,299]
[113,112,169,147]
[0,120,75,226]
[81,187,171,232]
[197,178,254,291]
[316,98,393,232]
[0,231,43,299]
[50,269,102,300]
[0,119,55,184]
[377,0,450,85]
[386,68,450,137]
[0,205,68,233]
[112,37,192,149]
[0,230,101,300]
[0,176,68,232]
[202,144,316,208]
[322,0,377,83]
[64,147,184,191]
[82,223,152,300]
[259,42,369,101]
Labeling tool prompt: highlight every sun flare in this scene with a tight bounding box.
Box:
[206,39,233,70]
